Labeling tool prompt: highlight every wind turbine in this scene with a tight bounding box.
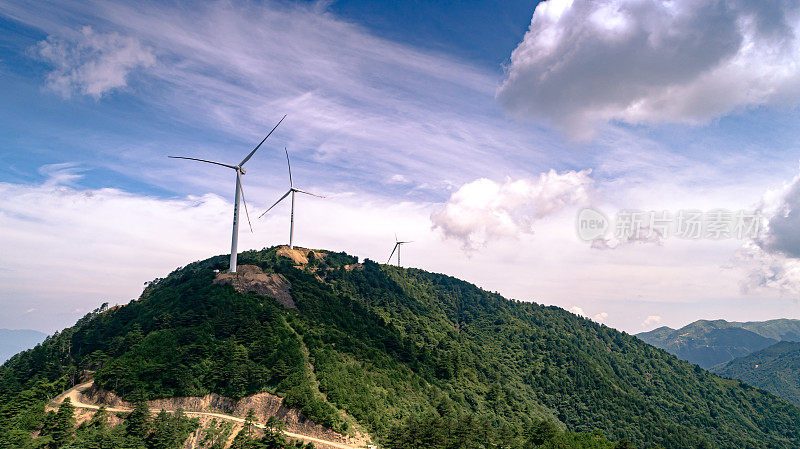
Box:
[169,115,286,273]
[258,148,324,249]
[387,234,412,267]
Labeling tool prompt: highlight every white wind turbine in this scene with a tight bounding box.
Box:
[170,115,286,273]
[258,148,324,249]
[387,234,412,267]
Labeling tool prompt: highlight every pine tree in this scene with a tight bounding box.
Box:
[243,408,257,437]
[125,401,151,439]
[51,397,76,447]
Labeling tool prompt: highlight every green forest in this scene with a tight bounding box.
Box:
[2,247,800,448]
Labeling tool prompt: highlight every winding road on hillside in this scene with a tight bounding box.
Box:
[49,381,361,449]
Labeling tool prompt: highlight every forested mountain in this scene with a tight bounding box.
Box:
[712,341,800,406]
[2,247,800,448]
[0,328,47,363]
[636,319,800,369]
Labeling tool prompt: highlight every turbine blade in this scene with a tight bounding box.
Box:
[237,175,253,233]
[285,148,293,187]
[240,114,287,166]
[387,243,399,264]
[294,188,325,198]
[258,190,291,219]
[169,156,236,169]
[398,241,413,244]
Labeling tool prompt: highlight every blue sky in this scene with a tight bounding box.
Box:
[2,0,800,334]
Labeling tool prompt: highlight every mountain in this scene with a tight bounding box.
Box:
[637,319,800,369]
[712,341,800,406]
[0,328,47,363]
[3,247,800,449]
[737,320,800,341]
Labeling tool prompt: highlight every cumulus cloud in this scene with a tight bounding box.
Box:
[569,306,586,316]
[737,170,800,295]
[431,169,592,250]
[593,312,609,322]
[498,0,800,139]
[642,315,662,327]
[36,26,155,98]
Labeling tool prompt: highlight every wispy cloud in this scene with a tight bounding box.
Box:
[36,25,155,98]
[38,162,85,187]
[4,0,553,198]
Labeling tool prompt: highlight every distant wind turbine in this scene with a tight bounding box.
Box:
[387,234,412,267]
[258,148,324,249]
[170,115,286,273]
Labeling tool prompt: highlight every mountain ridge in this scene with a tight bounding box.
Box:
[712,341,800,407]
[637,318,800,369]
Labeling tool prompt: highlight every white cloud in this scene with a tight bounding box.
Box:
[36,25,155,98]
[38,163,85,187]
[388,174,410,185]
[569,306,586,316]
[641,315,662,327]
[736,169,800,295]
[431,169,593,250]
[593,311,609,322]
[498,0,800,139]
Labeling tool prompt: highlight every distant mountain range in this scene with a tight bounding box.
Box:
[712,341,800,406]
[637,319,800,369]
[637,319,800,405]
[0,328,47,363]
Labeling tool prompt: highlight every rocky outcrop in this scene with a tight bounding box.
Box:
[213,265,295,308]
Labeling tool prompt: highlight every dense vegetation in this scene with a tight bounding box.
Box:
[2,247,800,448]
[713,341,800,406]
[33,398,199,449]
[637,319,800,369]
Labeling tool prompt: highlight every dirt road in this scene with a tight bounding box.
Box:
[49,381,361,449]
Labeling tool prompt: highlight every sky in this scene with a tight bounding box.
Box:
[1,0,800,334]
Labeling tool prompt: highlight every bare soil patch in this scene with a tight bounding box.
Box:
[214,265,295,308]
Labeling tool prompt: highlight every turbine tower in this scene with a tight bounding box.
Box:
[170,115,286,273]
[387,234,412,267]
[258,148,324,249]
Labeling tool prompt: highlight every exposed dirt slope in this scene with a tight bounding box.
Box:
[48,381,368,449]
[214,265,295,308]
